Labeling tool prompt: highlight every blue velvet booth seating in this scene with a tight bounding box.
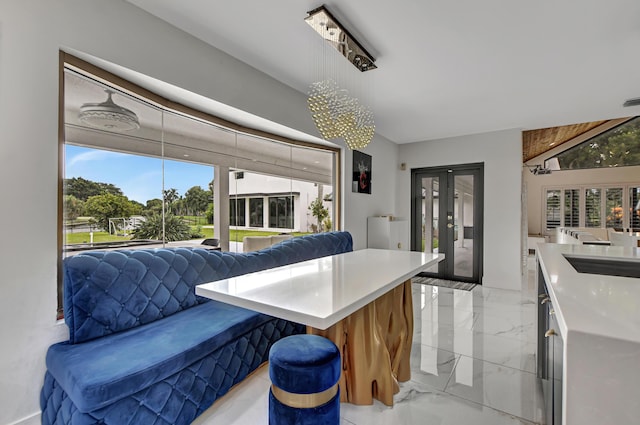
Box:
[40,231,353,425]
[269,335,341,425]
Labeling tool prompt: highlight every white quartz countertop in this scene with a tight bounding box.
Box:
[536,243,640,343]
[196,249,444,329]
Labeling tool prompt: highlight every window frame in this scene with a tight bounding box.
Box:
[268,195,295,229]
[249,197,264,227]
[544,189,562,230]
[584,187,602,228]
[230,198,246,227]
[58,52,342,318]
[543,183,640,233]
[563,188,580,228]
[549,116,640,171]
[630,187,640,230]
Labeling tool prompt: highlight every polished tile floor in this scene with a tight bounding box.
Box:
[195,267,543,425]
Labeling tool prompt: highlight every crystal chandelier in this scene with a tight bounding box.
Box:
[305,6,376,150]
[308,80,375,150]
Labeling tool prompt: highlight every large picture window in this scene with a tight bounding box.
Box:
[59,53,339,317]
[549,116,640,170]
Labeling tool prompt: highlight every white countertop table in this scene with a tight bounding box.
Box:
[197,248,444,406]
[196,248,444,330]
[537,243,640,343]
[536,243,640,425]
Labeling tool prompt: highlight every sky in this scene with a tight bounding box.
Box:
[65,145,214,204]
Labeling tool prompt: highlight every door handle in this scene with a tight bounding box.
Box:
[447,223,453,228]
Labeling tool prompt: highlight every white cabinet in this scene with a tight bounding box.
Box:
[367,217,409,250]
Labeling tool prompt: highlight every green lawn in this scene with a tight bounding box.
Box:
[229,229,309,241]
[66,228,311,244]
[198,227,309,242]
[182,215,209,226]
[65,231,132,244]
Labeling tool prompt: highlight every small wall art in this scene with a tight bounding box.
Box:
[352,150,372,194]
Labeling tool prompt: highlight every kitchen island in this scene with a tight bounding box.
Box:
[536,243,640,425]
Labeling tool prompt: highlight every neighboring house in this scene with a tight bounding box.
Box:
[228,171,332,233]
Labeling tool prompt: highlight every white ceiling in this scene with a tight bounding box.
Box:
[126,0,640,144]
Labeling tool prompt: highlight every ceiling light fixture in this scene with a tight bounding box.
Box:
[79,89,140,131]
[304,5,376,73]
[527,158,560,175]
[529,165,551,175]
[305,5,376,150]
[623,98,640,107]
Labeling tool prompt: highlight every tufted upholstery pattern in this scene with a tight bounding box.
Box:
[42,231,353,425]
[41,318,302,425]
[64,231,353,344]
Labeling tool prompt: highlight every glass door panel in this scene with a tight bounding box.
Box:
[420,175,441,274]
[421,176,440,254]
[453,174,474,279]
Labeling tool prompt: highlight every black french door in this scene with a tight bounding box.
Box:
[411,163,483,283]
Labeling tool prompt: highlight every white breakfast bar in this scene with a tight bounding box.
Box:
[196,248,444,406]
[536,243,640,425]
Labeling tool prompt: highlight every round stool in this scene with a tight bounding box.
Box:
[269,334,341,425]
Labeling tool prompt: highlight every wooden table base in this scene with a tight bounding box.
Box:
[308,279,414,406]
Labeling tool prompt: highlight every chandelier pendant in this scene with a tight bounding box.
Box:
[305,5,376,149]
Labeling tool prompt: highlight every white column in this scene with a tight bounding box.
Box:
[214,166,230,251]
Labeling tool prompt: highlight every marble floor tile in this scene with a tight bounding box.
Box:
[444,355,545,424]
[341,380,537,425]
[424,304,479,327]
[418,325,537,373]
[409,343,459,390]
[473,310,537,343]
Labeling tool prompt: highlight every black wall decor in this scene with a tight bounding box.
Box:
[352,150,372,194]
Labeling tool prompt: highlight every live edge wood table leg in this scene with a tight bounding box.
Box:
[307,279,414,406]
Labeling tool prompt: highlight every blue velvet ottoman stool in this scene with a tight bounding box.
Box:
[269,334,341,425]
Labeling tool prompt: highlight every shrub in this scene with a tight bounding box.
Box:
[190,225,205,239]
[132,214,191,241]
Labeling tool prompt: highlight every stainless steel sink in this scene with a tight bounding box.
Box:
[563,254,640,279]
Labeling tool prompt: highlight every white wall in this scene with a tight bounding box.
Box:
[230,172,333,232]
[343,138,400,250]
[397,129,523,290]
[0,1,398,423]
[525,165,640,235]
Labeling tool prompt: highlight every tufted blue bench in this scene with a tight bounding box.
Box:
[40,231,353,425]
